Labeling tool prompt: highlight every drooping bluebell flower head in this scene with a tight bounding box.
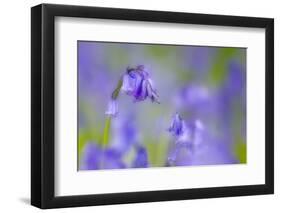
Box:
[132,145,149,168]
[121,65,159,103]
[105,99,118,117]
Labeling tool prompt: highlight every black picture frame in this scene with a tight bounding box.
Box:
[31,3,274,209]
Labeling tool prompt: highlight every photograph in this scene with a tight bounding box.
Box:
[30,3,274,209]
[78,41,247,171]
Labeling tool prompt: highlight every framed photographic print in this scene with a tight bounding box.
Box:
[31,3,274,209]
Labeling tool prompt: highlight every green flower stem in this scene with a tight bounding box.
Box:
[111,78,123,100]
[100,78,123,169]
[102,117,111,147]
[102,78,123,147]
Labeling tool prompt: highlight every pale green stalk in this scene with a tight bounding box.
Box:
[100,78,123,168]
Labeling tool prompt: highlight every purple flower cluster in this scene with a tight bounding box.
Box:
[80,143,125,170]
[81,142,149,170]
[82,109,149,170]
[167,112,237,166]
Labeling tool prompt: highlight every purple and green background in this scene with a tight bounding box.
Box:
[78,41,246,170]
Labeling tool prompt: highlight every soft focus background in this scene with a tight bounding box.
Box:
[78,41,246,170]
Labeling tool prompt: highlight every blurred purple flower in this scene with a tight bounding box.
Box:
[132,145,149,168]
[168,113,186,136]
[80,143,125,170]
[121,65,159,103]
[111,114,139,155]
[175,141,237,166]
[174,82,242,144]
[167,114,207,166]
[167,114,237,166]
[168,113,203,146]
[187,46,214,78]
[105,99,118,117]
[175,84,211,115]
[225,61,246,95]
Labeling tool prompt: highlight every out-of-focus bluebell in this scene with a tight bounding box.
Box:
[80,143,125,170]
[121,65,159,103]
[167,113,208,166]
[175,84,212,117]
[187,46,215,77]
[168,113,186,136]
[169,142,237,166]
[110,114,139,155]
[211,60,246,142]
[174,81,244,146]
[167,115,237,166]
[78,42,110,96]
[132,145,149,168]
[225,61,246,96]
[168,113,204,146]
[105,99,118,117]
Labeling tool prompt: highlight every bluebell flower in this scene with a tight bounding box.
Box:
[132,145,149,168]
[121,65,159,103]
[105,99,118,117]
[80,143,125,170]
[168,114,197,147]
[168,113,187,137]
[167,114,207,166]
[110,114,139,155]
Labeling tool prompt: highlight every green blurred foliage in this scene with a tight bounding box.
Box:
[144,136,169,167]
[78,129,101,164]
[208,47,238,87]
[233,137,247,163]
[102,117,111,147]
